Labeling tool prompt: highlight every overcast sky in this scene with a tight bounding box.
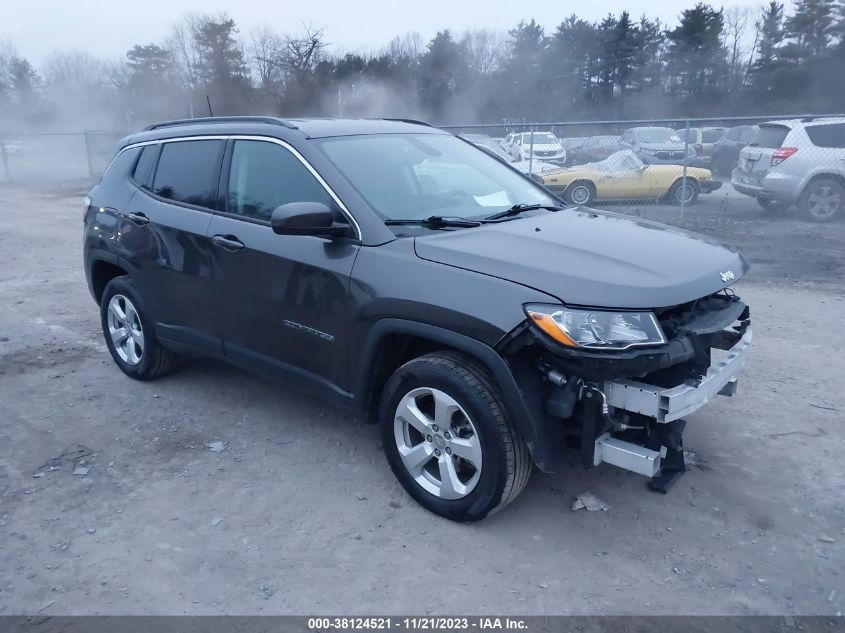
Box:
[2,0,762,65]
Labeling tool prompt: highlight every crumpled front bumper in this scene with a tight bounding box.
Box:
[602,327,753,422]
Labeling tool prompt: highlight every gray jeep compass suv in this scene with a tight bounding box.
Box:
[84,117,752,521]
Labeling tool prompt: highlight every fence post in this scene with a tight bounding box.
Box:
[0,139,8,182]
[84,131,95,180]
[528,122,535,177]
[681,119,690,220]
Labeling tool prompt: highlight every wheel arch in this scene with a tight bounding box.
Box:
[354,319,562,471]
[89,258,129,305]
[565,179,597,204]
[802,172,845,193]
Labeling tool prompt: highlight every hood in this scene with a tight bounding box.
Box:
[638,141,688,152]
[414,209,747,309]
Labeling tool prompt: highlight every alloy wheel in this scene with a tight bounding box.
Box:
[393,387,482,500]
[107,294,144,365]
[807,185,841,220]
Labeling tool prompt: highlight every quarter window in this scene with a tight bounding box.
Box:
[151,140,224,209]
[806,123,845,149]
[226,140,333,222]
[132,144,158,187]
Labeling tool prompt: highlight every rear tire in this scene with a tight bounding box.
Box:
[100,276,176,380]
[799,177,843,222]
[668,178,699,205]
[380,351,531,522]
[565,180,595,206]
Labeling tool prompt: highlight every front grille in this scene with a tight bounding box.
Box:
[653,151,685,160]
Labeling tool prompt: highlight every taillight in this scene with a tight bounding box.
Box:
[83,196,93,222]
[693,143,703,155]
[772,147,798,166]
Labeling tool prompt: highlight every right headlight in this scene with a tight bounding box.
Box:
[524,304,667,351]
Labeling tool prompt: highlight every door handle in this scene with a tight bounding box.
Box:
[127,212,150,226]
[212,234,245,251]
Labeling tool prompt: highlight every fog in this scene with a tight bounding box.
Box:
[1,2,843,181]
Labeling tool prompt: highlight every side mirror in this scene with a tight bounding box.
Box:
[270,202,352,238]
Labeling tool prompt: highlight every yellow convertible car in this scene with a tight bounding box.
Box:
[540,150,721,206]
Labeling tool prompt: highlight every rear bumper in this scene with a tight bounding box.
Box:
[731,169,801,202]
[602,327,752,422]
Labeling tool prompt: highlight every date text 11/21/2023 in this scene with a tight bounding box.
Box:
[307,617,529,630]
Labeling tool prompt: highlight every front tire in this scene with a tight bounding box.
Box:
[380,351,531,522]
[100,276,176,380]
[799,177,843,222]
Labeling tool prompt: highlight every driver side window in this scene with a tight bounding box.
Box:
[227,140,333,222]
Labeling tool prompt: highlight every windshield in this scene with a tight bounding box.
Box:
[522,132,558,143]
[318,133,557,221]
[633,128,682,143]
[593,150,645,172]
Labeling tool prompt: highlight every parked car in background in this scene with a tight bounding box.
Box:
[505,131,567,165]
[567,135,621,165]
[460,134,559,176]
[539,149,720,206]
[732,118,845,222]
[558,137,587,164]
[711,125,758,176]
[620,127,697,165]
[678,127,726,166]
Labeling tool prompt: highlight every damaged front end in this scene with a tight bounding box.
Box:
[498,291,751,491]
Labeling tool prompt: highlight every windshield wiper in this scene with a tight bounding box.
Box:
[384,215,483,228]
[483,203,566,221]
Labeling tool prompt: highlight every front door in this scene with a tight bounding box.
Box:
[205,138,359,393]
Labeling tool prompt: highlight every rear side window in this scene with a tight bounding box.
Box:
[227,140,333,222]
[152,140,224,209]
[753,125,790,149]
[100,147,140,186]
[132,145,158,187]
[805,123,845,149]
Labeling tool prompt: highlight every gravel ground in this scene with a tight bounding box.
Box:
[0,183,843,616]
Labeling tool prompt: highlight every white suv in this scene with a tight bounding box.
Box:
[732,118,845,221]
[505,132,567,164]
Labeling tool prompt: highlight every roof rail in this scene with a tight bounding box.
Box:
[381,118,434,128]
[143,116,298,131]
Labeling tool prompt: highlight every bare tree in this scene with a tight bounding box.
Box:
[461,29,506,76]
[250,26,285,93]
[723,6,754,108]
[283,24,328,75]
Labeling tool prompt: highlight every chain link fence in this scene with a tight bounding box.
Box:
[442,114,845,223]
[0,131,127,184]
[3,114,844,223]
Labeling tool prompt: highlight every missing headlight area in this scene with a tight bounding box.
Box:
[502,290,751,491]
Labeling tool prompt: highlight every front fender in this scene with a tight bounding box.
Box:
[354,318,567,473]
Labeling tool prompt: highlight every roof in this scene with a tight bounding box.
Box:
[123,116,442,148]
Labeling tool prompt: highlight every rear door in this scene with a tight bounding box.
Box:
[736,124,791,184]
[123,138,225,354]
[205,138,359,391]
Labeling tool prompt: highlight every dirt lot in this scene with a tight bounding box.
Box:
[0,182,843,616]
